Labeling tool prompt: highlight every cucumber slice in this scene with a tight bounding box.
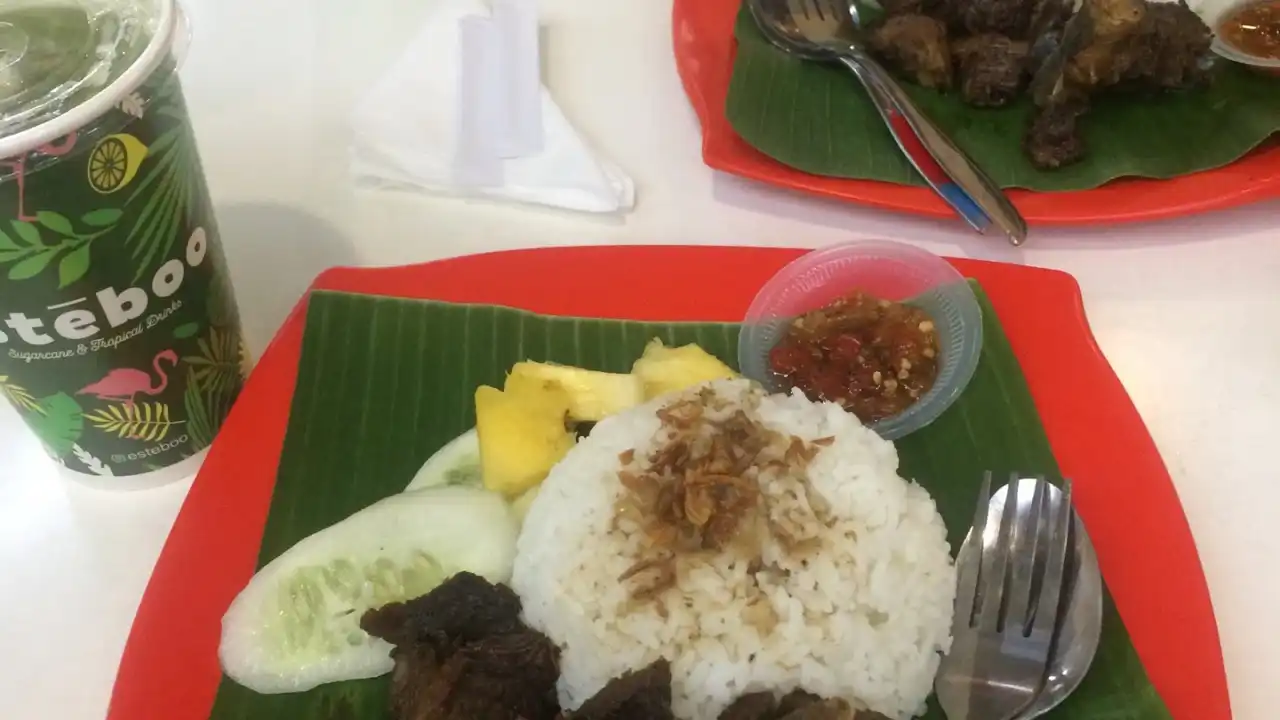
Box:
[219,485,517,694]
[405,428,481,492]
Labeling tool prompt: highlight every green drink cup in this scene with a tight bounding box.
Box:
[0,0,245,489]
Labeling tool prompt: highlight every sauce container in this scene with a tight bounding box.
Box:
[1197,0,1280,75]
[738,240,983,441]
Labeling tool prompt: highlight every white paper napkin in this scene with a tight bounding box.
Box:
[350,0,636,214]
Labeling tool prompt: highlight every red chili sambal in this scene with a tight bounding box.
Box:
[768,290,941,423]
[1220,0,1280,60]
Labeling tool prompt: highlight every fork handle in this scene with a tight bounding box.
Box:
[835,52,1028,246]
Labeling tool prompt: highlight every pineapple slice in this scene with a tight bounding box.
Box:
[506,361,644,421]
[631,338,738,400]
[474,379,575,499]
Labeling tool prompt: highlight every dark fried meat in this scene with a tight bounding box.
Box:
[775,690,824,717]
[1024,98,1090,170]
[870,14,953,89]
[1116,2,1214,89]
[361,571,524,655]
[953,0,1034,38]
[953,34,1031,107]
[564,660,676,720]
[880,0,928,14]
[1061,0,1149,89]
[776,698,856,720]
[717,692,778,720]
[362,573,561,720]
[447,631,562,720]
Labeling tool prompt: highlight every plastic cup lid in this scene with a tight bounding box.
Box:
[0,0,175,157]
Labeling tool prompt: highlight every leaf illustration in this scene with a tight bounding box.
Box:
[127,165,178,261]
[0,228,19,251]
[81,208,124,227]
[58,243,92,288]
[128,163,183,281]
[11,220,41,247]
[0,248,31,263]
[84,402,185,442]
[123,118,195,282]
[37,211,75,236]
[184,369,212,448]
[185,327,244,395]
[208,266,234,327]
[173,321,200,339]
[0,375,43,413]
[184,368,237,450]
[8,248,60,281]
[145,127,179,157]
[125,136,177,211]
[27,393,84,457]
[72,444,113,476]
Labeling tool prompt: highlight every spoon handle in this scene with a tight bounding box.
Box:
[835,52,1029,246]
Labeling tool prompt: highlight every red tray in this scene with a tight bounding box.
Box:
[673,0,1280,225]
[106,247,1228,720]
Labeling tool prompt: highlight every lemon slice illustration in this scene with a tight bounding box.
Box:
[88,134,148,194]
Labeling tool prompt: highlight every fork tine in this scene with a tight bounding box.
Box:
[1004,476,1046,631]
[978,473,1021,628]
[953,471,992,626]
[1032,478,1074,637]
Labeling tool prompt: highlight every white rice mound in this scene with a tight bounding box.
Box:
[511,379,956,720]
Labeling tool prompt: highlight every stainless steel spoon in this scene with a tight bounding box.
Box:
[747,0,1029,246]
[961,477,1103,718]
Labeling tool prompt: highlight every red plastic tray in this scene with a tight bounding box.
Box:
[672,0,1280,225]
[106,247,1228,720]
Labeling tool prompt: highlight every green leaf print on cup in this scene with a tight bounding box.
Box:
[26,392,85,457]
[184,367,234,449]
[12,220,42,246]
[57,242,92,287]
[173,321,200,339]
[8,247,59,280]
[186,327,242,395]
[37,211,76,235]
[0,210,121,285]
[81,208,124,226]
[122,89,195,282]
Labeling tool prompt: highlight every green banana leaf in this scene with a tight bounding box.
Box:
[209,287,1170,720]
[725,2,1280,191]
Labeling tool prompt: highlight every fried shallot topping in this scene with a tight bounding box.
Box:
[613,389,831,607]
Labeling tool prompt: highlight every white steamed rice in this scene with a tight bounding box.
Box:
[511,379,955,720]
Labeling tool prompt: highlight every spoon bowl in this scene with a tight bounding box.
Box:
[962,477,1104,718]
[745,0,833,59]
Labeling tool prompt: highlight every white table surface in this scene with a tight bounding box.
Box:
[1,0,1275,718]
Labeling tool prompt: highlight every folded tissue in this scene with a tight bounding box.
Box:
[350,0,636,214]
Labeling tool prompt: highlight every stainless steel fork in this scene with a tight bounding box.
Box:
[935,473,1074,720]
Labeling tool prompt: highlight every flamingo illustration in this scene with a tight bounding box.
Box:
[78,349,178,408]
[1,132,78,221]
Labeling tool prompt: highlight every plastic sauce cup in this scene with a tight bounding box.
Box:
[0,0,246,489]
[738,240,983,441]
[1196,0,1280,76]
